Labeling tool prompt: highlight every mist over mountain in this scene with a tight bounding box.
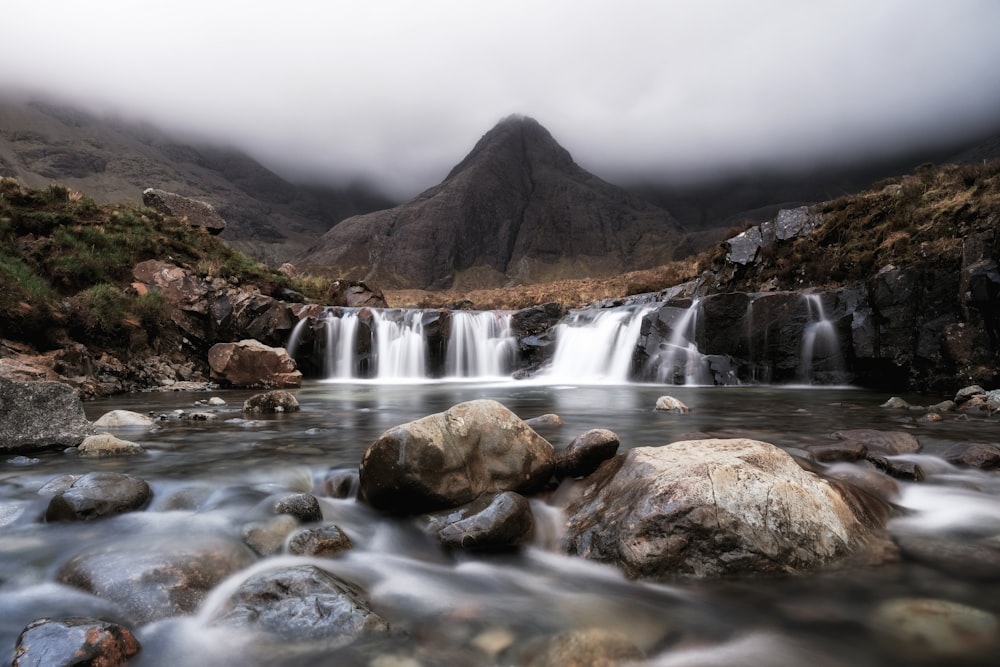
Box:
[0,99,392,263]
[296,116,687,290]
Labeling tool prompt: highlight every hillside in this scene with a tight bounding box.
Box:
[0,99,392,263]
[297,116,687,290]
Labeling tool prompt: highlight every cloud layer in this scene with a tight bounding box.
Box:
[4,0,1000,196]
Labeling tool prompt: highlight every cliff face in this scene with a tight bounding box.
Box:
[297,116,686,290]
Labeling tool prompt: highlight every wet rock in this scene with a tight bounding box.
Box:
[807,441,868,463]
[58,534,257,624]
[45,472,151,521]
[207,396,226,406]
[927,400,956,412]
[359,399,556,514]
[895,534,1000,580]
[211,564,390,641]
[831,429,919,455]
[0,377,92,453]
[524,413,563,430]
[942,442,1000,470]
[142,188,227,234]
[556,429,620,479]
[520,627,644,667]
[288,524,354,557]
[824,465,900,502]
[954,384,986,404]
[564,439,890,579]
[725,225,765,265]
[880,396,911,409]
[12,616,141,667]
[865,455,926,481]
[274,492,323,522]
[243,389,300,414]
[654,396,690,413]
[92,409,154,428]
[243,514,299,556]
[868,597,999,660]
[320,469,359,499]
[429,492,535,550]
[77,433,145,457]
[208,340,302,389]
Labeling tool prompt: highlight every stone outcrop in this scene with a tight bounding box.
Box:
[208,340,301,388]
[0,377,91,453]
[564,438,890,579]
[297,116,685,290]
[142,188,228,234]
[358,399,556,514]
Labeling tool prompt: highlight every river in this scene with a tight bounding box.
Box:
[2,380,999,665]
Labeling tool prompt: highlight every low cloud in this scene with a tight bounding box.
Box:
[4,1,1000,196]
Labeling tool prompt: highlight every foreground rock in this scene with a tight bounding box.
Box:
[0,377,91,453]
[58,534,257,624]
[77,433,145,457]
[44,472,151,521]
[555,429,620,479]
[243,389,300,413]
[13,616,140,667]
[212,565,390,642]
[565,438,890,579]
[428,492,535,550]
[359,399,556,514]
[208,340,302,388]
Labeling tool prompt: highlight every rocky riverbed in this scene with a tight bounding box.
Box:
[2,379,999,666]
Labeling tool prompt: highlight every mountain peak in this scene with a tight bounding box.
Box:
[445,115,574,181]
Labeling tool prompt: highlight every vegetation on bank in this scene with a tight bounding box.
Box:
[0,178,332,353]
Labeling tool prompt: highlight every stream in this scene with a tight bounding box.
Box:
[2,380,1000,665]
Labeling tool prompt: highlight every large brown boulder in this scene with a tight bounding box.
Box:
[359,399,556,514]
[207,339,301,388]
[564,438,890,579]
[142,188,227,234]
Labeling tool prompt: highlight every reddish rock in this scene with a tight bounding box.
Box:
[208,340,301,388]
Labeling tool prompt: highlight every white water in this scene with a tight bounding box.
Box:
[799,294,843,383]
[372,309,427,380]
[648,299,711,385]
[541,305,654,383]
[324,310,360,379]
[444,311,516,379]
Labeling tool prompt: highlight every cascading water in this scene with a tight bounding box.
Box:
[649,299,712,385]
[799,293,844,383]
[324,310,360,379]
[371,309,427,380]
[542,304,654,383]
[444,311,516,379]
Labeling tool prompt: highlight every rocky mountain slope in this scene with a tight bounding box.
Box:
[296,116,687,290]
[0,99,392,263]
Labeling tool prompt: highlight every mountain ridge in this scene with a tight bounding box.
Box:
[297,116,687,290]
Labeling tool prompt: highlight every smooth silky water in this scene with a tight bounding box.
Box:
[3,380,1000,665]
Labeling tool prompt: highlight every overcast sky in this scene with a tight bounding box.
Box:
[4,1,1000,196]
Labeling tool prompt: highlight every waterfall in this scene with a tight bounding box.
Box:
[322,309,360,379]
[799,293,843,383]
[445,311,516,378]
[285,316,309,360]
[371,309,428,380]
[542,304,653,383]
[649,299,711,385]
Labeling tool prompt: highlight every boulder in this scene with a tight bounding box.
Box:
[12,616,141,667]
[564,439,889,579]
[943,442,1000,469]
[142,188,227,234]
[211,564,389,641]
[523,413,564,430]
[77,433,145,457]
[208,340,302,388]
[92,410,154,428]
[0,377,91,453]
[45,472,151,522]
[831,429,920,455]
[287,524,354,557]
[428,491,535,550]
[556,429,620,479]
[243,389,300,413]
[274,492,323,522]
[324,280,388,308]
[654,396,690,413]
[58,534,257,625]
[868,597,999,660]
[359,399,556,514]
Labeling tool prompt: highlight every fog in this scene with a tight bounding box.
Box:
[4,0,1000,196]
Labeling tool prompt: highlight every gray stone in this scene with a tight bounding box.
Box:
[565,439,890,579]
[725,225,764,265]
[359,399,556,514]
[430,491,535,550]
[243,389,300,414]
[211,564,389,642]
[556,429,620,479]
[831,429,920,455]
[45,472,151,521]
[274,492,323,522]
[12,616,141,667]
[654,395,690,413]
[0,377,91,453]
[142,187,227,234]
[287,524,354,557]
[91,410,154,427]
